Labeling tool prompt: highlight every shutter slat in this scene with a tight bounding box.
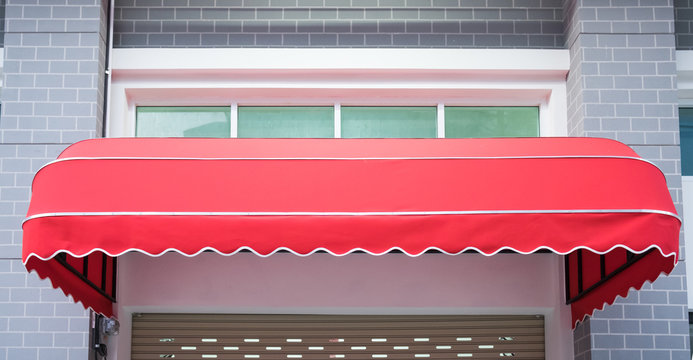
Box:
[132,314,544,360]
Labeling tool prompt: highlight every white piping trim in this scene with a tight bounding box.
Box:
[36,154,662,174]
[48,154,655,161]
[23,243,678,264]
[23,208,682,223]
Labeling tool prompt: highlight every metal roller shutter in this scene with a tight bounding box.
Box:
[131,314,544,360]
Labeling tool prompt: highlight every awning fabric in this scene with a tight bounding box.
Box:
[22,137,680,326]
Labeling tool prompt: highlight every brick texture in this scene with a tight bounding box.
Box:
[113,0,564,48]
[0,0,108,358]
[676,0,693,49]
[566,0,689,359]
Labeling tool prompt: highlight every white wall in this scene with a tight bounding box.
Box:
[110,252,573,360]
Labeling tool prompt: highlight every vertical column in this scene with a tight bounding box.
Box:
[0,0,108,358]
[564,1,688,359]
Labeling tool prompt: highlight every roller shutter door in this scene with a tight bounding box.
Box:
[131,314,544,359]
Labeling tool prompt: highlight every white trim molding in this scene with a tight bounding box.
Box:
[112,48,569,72]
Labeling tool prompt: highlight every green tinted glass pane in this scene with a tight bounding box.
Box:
[445,107,539,138]
[238,107,334,138]
[341,107,437,138]
[136,107,231,138]
[680,108,693,176]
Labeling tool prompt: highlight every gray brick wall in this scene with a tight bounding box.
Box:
[574,318,592,360]
[676,0,693,49]
[0,0,108,359]
[565,0,689,359]
[113,0,563,48]
[0,0,5,48]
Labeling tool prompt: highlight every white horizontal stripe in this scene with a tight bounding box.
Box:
[24,242,678,266]
[39,154,660,172]
[22,208,681,224]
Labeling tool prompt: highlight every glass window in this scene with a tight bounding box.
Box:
[680,108,693,176]
[136,106,231,138]
[341,106,437,138]
[238,106,334,138]
[445,107,539,138]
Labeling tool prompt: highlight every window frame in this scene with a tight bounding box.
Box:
[132,104,542,139]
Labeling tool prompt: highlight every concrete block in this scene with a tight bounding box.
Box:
[283,34,310,46]
[176,8,201,20]
[365,34,392,45]
[597,7,626,20]
[10,288,41,302]
[609,319,641,333]
[420,34,445,46]
[201,34,228,45]
[39,348,69,360]
[474,34,500,46]
[296,21,323,32]
[338,9,364,20]
[652,305,685,319]
[500,8,527,20]
[54,333,85,347]
[612,21,641,33]
[394,34,420,46]
[669,319,690,334]
[611,350,642,360]
[654,335,686,349]
[432,21,459,33]
[228,34,254,45]
[446,9,473,20]
[474,9,500,20]
[6,349,37,360]
[242,20,269,32]
[419,9,444,20]
[593,334,625,348]
[69,316,89,332]
[202,8,228,20]
[406,20,431,33]
[24,332,54,347]
[9,318,39,332]
[121,7,148,20]
[352,21,378,33]
[215,21,242,32]
[335,33,362,46]
[324,21,350,33]
[68,348,89,360]
[625,334,654,348]
[379,21,405,32]
[149,8,174,20]
[284,9,310,20]
[487,20,513,33]
[256,34,282,45]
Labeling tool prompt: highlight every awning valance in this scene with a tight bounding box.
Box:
[22,137,680,326]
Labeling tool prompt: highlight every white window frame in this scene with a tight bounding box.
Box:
[133,104,543,139]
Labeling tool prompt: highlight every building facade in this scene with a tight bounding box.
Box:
[1,0,692,359]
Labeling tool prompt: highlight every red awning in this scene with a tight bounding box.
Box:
[22,137,680,326]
